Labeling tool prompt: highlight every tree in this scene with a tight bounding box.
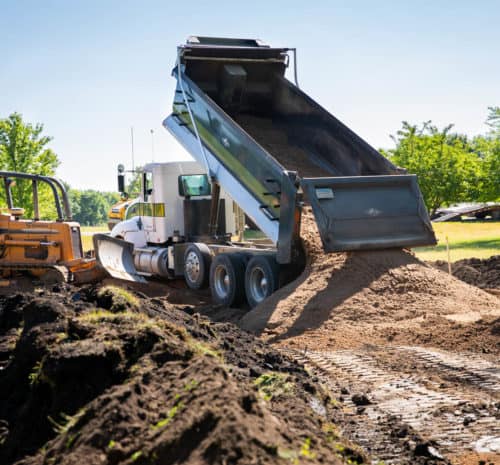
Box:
[0,113,60,217]
[125,166,142,197]
[69,189,120,226]
[472,107,500,201]
[383,121,481,216]
[486,106,500,136]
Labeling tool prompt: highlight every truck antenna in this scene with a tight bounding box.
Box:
[130,126,135,172]
[150,129,155,162]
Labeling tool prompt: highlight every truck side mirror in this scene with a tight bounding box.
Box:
[118,174,125,193]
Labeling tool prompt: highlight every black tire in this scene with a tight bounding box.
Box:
[245,255,280,308]
[183,243,211,290]
[209,253,246,306]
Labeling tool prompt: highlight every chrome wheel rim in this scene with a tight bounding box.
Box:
[214,264,230,299]
[185,250,200,283]
[249,266,268,303]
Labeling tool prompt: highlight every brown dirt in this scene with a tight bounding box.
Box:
[235,115,331,177]
[240,210,500,354]
[432,255,500,291]
[0,285,362,465]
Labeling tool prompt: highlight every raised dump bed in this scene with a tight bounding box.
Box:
[164,37,436,263]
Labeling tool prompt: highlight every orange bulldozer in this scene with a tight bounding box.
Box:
[0,171,104,287]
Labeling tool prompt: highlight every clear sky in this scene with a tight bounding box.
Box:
[1,0,499,191]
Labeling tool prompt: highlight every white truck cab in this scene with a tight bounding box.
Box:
[111,161,242,247]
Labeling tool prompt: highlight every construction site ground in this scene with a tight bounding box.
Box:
[1,217,499,464]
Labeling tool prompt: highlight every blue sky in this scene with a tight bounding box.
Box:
[1,0,499,190]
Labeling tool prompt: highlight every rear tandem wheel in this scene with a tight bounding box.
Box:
[244,255,280,308]
[209,253,246,307]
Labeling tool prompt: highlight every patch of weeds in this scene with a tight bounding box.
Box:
[48,409,86,435]
[300,437,316,459]
[254,372,294,401]
[97,285,139,311]
[189,340,222,360]
[28,360,43,386]
[65,432,80,449]
[130,450,143,462]
[184,379,199,392]
[108,440,117,449]
[78,308,148,325]
[151,401,185,430]
[28,357,56,388]
[277,438,316,464]
[55,332,69,344]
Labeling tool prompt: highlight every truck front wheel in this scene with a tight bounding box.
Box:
[209,253,246,306]
[184,243,211,290]
[245,255,280,308]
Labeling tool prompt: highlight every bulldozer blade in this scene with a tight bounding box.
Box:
[92,234,146,283]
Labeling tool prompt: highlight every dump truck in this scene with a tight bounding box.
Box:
[95,36,436,307]
[0,171,101,284]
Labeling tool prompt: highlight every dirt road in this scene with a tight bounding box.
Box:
[286,345,499,464]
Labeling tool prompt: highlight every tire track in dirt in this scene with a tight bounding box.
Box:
[284,346,500,464]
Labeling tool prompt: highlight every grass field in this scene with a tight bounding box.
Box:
[413,221,499,262]
[81,221,499,263]
[81,226,107,252]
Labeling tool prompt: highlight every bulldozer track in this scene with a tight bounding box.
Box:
[390,346,500,394]
[283,346,500,464]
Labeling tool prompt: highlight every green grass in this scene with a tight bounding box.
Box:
[81,226,107,252]
[413,221,500,262]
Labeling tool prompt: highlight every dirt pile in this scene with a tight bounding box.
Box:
[235,115,331,177]
[0,285,363,465]
[240,210,500,353]
[432,255,500,290]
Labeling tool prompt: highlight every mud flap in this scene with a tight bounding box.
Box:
[301,175,436,251]
[93,234,146,283]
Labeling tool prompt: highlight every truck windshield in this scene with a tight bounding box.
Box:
[178,174,211,197]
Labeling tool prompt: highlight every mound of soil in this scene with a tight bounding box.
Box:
[432,255,500,291]
[240,211,500,353]
[0,285,361,465]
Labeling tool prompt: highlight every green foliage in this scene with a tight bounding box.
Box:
[486,106,500,136]
[0,113,60,218]
[126,166,143,196]
[254,372,294,401]
[48,409,86,435]
[97,285,139,311]
[28,361,44,386]
[77,308,148,324]
[130,450,143,462]
[299,437,316,459]
[152,402,185,430]
[383,112,499,214]
[68,188,119,226]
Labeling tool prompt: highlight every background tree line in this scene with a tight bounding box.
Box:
[381,106,500,216]
[1,110,499,225]
[0,113,119,226]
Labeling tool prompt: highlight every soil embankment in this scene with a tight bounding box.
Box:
[0,286,363,465]
[432,255,500,293]
[240,211,500,354]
